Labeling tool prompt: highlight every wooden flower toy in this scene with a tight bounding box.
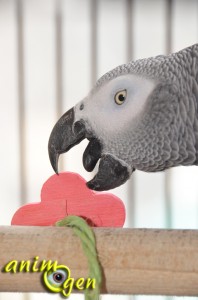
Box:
[12,172,125,227]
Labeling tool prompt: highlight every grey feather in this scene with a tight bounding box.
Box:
[92,44,198,172]
[49,44,198,190]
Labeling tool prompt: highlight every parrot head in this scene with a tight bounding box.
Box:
[48,45,198,190]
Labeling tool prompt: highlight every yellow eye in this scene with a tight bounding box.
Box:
[114,90,127,105]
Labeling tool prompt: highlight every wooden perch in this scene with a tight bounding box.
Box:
[0,226,198,296]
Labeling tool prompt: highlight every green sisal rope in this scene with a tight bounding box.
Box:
[56,216,102,300]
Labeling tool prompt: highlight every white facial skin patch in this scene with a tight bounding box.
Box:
[75,74,156,135]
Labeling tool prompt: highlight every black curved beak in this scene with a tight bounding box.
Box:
[48,107,133,191]
[48,107,86,174]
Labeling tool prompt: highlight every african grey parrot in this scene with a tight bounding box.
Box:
[48,44,198,191]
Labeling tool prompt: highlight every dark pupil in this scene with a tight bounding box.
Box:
[118,94,125,102]
[53,272,63,282]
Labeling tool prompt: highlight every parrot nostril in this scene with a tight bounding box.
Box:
[80,103,84,110]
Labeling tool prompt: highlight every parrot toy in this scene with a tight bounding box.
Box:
[48,44,198,191]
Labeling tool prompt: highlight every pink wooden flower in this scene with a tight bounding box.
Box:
[11,172,125,227]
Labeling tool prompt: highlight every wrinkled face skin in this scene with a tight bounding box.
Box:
[48,73,159,191]
[74,74,157,173]
[75,74,156,139]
